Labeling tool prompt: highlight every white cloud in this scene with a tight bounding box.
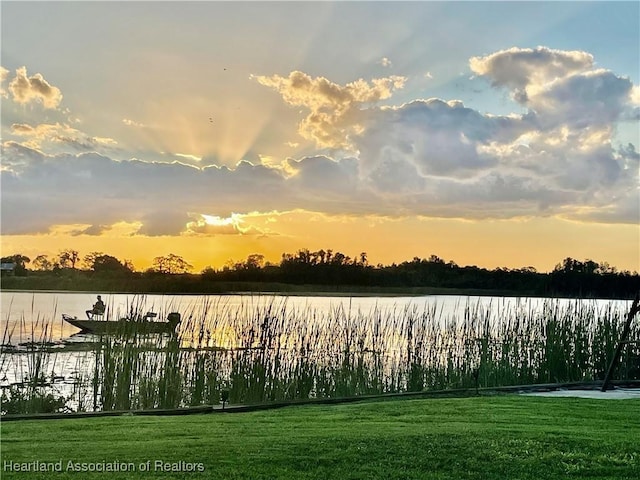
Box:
[2,47,638,236]
[122,118,146,127]
[0,66,9,98]
[8,66,63,109]
[469,46,593,97]
[631,85,640,105]
[379,57,392,68]
[175,153,202,162]
[9,122,117,153]
[254,70,406,148]
[184,213,266,236]
[470,46,637,130]
[528,69,634,129]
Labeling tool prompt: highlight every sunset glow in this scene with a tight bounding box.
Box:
[1,2,638,273]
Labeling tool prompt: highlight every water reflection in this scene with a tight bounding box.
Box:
[0,292,636,414]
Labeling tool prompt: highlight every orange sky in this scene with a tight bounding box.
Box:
[1,2,639,275]
[2,212,638,273]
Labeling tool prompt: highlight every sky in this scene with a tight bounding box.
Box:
[1,1,639,273]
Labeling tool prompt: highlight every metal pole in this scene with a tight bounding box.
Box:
[601,292,640,392]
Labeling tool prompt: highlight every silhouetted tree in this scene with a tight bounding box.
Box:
[83,251,104,270]
[58,249,79,269]
[1,254,30,275]
[90,254,133,275]
[32,255,54,271]
[150,254,193,274]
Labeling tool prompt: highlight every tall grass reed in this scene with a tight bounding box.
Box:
[1,296,638,414]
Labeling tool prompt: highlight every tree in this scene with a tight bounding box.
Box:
[89,254,133,275]
[57,250,80,269]
[32,255,54,271]
[201,266,216,275]
[330,252,347,265]
[244,254,265,270]
[83,252,104,270]
[150,254,193,274]
[1,254,30,275]
[597,262,617,274]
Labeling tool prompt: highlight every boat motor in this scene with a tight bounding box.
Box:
[167,312,181,326]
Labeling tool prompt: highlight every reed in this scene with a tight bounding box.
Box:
[0,299,69,414]
[1,296,638,414]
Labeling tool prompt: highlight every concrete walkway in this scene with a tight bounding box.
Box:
[524,387,640,400]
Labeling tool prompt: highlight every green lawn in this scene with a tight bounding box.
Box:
[1,396,639,479]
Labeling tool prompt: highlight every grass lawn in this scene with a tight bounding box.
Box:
[1,395,639,479]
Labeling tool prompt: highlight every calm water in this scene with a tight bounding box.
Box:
[1,291,631,345]
[0,291,633,410]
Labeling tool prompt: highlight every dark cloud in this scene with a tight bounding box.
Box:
[356,99,523,178]
[137,211,191,237]
[0,144,293,235]
[78,224,113,236]
[287,156,359,194]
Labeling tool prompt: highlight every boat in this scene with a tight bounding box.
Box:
[62,312,181,335]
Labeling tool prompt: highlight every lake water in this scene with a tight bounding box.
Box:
[2,291,632,345]
[0,291,635,412]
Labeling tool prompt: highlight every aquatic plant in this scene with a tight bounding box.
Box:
[1,296,638,414]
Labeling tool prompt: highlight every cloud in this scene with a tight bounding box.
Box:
[136,211,192,236]
[184,213,266,236]
[9,122,117,154]
[2,47,638,236]
[470,46,636,130]
[254,70,406,148]
[355,99,524,180]
[527,69,635,129]
[78,224,113,236]
[255,71,405,109]
[10,123,36,134]
[379,57,392,68]
[631,85,640,105]
[0,66,9,98]
[7,66,63,108]
[175,153,202,162]
[0,144,292,236]
[286,155,362,198]
[122,118,146,127]
[469,46,593,96]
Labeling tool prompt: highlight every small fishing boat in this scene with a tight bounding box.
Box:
[62,312,181,335]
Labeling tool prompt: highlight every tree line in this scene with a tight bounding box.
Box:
[1,249,638,298]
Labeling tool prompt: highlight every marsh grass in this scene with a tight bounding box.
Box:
[1,296,638,414]
[0,298,69,414]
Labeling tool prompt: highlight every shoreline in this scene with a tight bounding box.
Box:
[0,286,634,301]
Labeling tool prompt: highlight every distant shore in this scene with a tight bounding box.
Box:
[0,282,628,300]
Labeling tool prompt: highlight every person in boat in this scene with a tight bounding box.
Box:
[86,295,106,319]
